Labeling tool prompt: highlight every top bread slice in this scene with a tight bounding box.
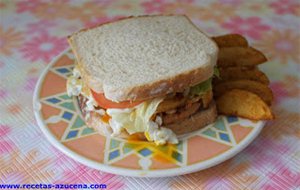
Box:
[68,15,218,102]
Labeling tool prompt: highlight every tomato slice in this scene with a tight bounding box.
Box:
[91,90,143,109]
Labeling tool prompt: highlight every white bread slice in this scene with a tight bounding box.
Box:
[68,15,218,102]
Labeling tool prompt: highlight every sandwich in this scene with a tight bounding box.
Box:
[66,15,218,145]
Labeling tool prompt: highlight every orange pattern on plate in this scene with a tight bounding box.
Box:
[53,54,74,67]
[150,155,179,169]
[48,121,69,140]
[40,71,66,98]
[187,136,231,164]
[63,134,105,163]
[231,124,253,143]
[113,154,141,169]
[41,103,61,120]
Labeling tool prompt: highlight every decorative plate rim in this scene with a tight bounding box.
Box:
[33,48,265,177]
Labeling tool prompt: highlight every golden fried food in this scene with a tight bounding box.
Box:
[163,102,201,125]
[212,34,248,48]
[202,90,213,108]
[213,67,270,85]
[216,89,274,120]
[214,80,273,105]
[156,96,187,113]
[217,47,267,67]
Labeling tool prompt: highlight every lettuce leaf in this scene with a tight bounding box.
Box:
[214,67,220,78]
[189,66,220,96]
[106,98,163,135]
[189,78,212,96]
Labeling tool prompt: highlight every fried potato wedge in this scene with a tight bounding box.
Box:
[212,34,248,48]
[213,67,270,85]
[214,80,273,105]
[217,47,267,67]
[216,89,274,120]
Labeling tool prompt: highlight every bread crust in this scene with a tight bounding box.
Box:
[68,15,217,102]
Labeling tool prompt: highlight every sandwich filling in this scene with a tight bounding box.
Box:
[67,65,217,145]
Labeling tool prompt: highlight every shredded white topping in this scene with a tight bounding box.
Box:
[109,119,123,136]
[146,121,178,145]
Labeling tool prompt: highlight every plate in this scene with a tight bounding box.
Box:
[33,49,265,177]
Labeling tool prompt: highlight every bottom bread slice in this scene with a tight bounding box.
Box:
[164,102,217,135]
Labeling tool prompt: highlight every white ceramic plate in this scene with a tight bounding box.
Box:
[33,49,264,177]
